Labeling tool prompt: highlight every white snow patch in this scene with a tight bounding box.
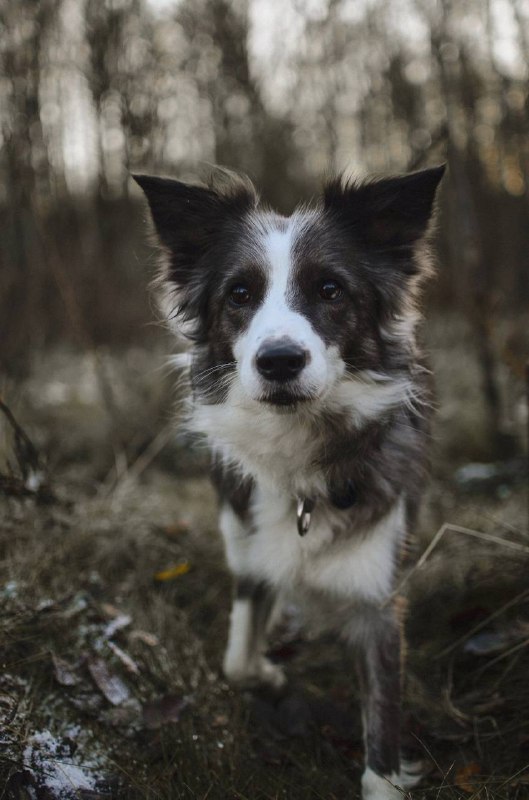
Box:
[23,730,99,798]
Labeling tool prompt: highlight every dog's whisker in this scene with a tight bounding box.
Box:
[193,362,237,383]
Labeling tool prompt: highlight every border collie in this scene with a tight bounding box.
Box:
[134,163,445,800]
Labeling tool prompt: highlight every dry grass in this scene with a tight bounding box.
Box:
[1,317,528,799]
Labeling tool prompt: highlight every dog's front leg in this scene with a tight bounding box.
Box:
[353,608,408,800]
[223,577,286,690]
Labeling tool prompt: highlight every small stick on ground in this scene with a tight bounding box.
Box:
[381,523,529,610]
[0,397,40,479]
[107,422,175,504]
[0,397,54,502]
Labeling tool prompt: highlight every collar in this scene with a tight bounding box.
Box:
[296,480,357,536]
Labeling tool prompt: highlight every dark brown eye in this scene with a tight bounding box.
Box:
[229,284,251,306]
[319,280,343,301]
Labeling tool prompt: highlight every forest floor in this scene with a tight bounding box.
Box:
[1,314,529,800]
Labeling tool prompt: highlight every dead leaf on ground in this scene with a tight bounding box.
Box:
[51,654,79,687]
[100,602,122,618]
[108,641,139,675]
[88,657,130,706]
[129,629,159,647]
[455,762,482,793]
[464,622,529,656]
[154,561,190,581]
[160,520,190,538]
[104,613,132,639]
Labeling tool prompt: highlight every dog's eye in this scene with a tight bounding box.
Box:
[319,280,343,301]
[229,284,251,306]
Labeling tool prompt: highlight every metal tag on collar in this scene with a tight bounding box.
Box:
[297,497,315,536]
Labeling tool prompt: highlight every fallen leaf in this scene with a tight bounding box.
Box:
[455,762,481,793]
[104,613,132,639]
[108,641,140,675]
[463,620,529,656]
[154,561,190,581]
[212,714,229,728]
[100,602,122,618]
[464,630,512,656]
[88,657,130,706]
[62,593,89,618]
[129,630,159,647]
[161,521,190,538]
[51,654,79,687]
[142,694,188,729]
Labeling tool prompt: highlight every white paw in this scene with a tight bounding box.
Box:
[223,655,286,690]
[361,760,424,799]
[361,768,404,800]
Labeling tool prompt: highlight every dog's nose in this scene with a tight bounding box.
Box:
[255,340,307,382]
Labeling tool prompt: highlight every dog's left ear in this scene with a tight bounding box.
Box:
[324,164,446,248]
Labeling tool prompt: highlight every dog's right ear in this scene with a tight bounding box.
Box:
[133,172,257,338]
[132,172,257,275]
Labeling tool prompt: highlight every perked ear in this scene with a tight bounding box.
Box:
[132,170,257,272]
[323,164,446,248]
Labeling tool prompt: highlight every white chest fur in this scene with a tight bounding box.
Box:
[220,489,404,605]
[192,388,405,606]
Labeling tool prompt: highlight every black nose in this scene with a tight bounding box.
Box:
[255,340,308,382]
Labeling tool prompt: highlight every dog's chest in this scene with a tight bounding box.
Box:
[221,487,403,605]
[191,397,325,495]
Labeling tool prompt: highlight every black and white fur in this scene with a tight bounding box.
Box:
[135,164,445,799]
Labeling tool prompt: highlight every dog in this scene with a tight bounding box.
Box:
[134,162,445,799]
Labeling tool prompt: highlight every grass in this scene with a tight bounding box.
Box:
[1,316,528,799]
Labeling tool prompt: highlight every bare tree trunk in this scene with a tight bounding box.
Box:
[432,0,506,455]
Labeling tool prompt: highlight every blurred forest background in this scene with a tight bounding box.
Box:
[1,1,529,798]
[2,0,529,454]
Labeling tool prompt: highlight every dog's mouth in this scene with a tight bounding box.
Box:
[258,388,314,408]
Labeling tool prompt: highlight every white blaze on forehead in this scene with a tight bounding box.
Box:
[244,215,310,342]
[233,213,344,403]
[262,223,295,305]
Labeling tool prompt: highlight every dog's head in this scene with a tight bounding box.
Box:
[134,166,444,412]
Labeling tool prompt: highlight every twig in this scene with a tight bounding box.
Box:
[497,760,529,790]
[106,422,175,502]
[437,524,529,554]
[0,397,54,502]
[408,732,455,798]
[381,523,529,610]
[381,523,460,609]
[0,396,40,478]
[443,657,471,725]
[473,636,529,679]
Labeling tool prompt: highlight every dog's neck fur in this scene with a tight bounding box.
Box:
[190,365,429,537]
